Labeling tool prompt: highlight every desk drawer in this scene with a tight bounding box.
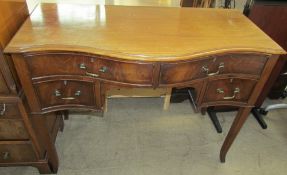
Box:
[25,54,154,85]
[0,103,21,119]
[160,54,267,84]
[96,59,154,85]
[35,80,96,109]
[0,120,29,140]
[0,143,36,163]
[203,78,257,103]
[25,54,95,78]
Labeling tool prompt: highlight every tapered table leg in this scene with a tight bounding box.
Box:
[220,107,252,162]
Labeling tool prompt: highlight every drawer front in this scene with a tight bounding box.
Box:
[160,58,210,84]
[25,54,95,78]
[160,54,267,84]
[0,143,36,163]
[0,103,21,119]
[0,120,29,140]
[203,78,257,103]
[215,54,268,75]
[34,80,96,109]
[25,54,154,85]
[96,59,154,85]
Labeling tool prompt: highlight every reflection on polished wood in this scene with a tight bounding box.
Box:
[41,0,181,7]
[0,0,29,48]
[5,3,284,61]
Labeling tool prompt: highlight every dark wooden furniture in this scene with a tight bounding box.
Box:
[248,0,287,102]
[243,0,287,128]
[0,1,63,173]
[4,3,286,173]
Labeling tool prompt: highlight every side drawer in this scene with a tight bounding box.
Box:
[0,120,29,140]
[203,78,257,103]
[96,58,154,85]
[0,103,21,119]
[0,143,36,163]
[160,54,267,84]
[34,80,96,109]
[24,54,95,78]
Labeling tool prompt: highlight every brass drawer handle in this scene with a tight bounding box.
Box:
[54,90,81,100]
[99,66,108,73]
[79,63,99,77]
[85,72,99,78]
[0,104,6,116]
[202,62,224,76]
[61,97,76,100]
[2,152,10,160]
[217,87,240,100]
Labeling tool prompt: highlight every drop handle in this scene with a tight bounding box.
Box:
[202,62,224,76]
[99,66,108,73]
[2,152,10,160]
[54,90,81,100]
[79,63,99,77]
[0,104,6,116]
[217,87,240,100]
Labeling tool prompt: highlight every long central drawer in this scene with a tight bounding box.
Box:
[160,54,268,85]
[24,53,154,85]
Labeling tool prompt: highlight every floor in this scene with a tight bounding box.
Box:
[1,97,287,175]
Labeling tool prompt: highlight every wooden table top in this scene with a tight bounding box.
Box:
[4,3,285,61]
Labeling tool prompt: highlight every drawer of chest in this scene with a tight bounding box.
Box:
[203,78,257,103]
[0,103,21,119]
[0,143,36,163]
[160,54,267,84]
[34,80,96,109]
[0,120,29,140]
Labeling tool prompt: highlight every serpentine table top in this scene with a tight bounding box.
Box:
[5,3,285,60]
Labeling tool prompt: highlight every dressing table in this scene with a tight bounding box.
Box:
[4,3,286,173]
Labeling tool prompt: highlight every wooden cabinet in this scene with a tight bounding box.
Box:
[247,0,287,101]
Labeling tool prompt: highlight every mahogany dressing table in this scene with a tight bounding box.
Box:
[4,3,286,173]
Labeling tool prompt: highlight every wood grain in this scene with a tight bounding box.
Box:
[4,4,286,61]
